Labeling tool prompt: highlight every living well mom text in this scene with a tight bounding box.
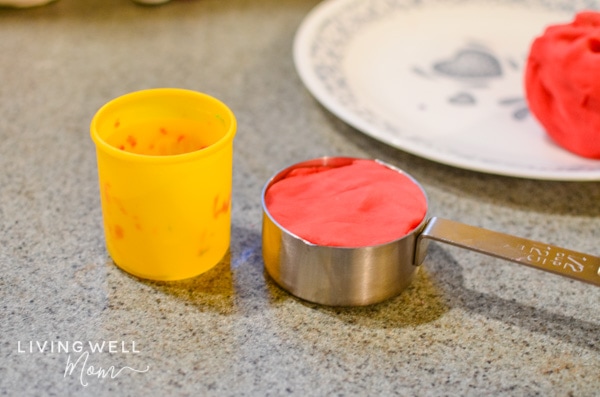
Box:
[17,340,150,387]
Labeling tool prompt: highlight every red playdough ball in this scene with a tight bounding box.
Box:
[525,11,600,159]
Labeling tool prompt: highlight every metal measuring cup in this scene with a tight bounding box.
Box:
[261,157,600,306]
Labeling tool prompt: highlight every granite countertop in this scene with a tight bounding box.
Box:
[1,0,599,396]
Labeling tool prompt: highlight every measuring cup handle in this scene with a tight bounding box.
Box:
[415,217,600,287]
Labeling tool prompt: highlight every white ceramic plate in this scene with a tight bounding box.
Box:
[294,0,600,180]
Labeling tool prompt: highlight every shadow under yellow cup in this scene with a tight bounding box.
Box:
[91,88,237,281]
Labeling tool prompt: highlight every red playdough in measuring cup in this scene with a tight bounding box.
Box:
[525,11,600,159]
[264,159,428,247]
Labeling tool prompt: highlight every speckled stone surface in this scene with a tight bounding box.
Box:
[1,0,599,396]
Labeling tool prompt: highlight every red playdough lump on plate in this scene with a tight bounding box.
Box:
[264,159,428,247]
[525,11,600,159]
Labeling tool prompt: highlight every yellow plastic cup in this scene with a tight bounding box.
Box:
[90,88,237,281]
